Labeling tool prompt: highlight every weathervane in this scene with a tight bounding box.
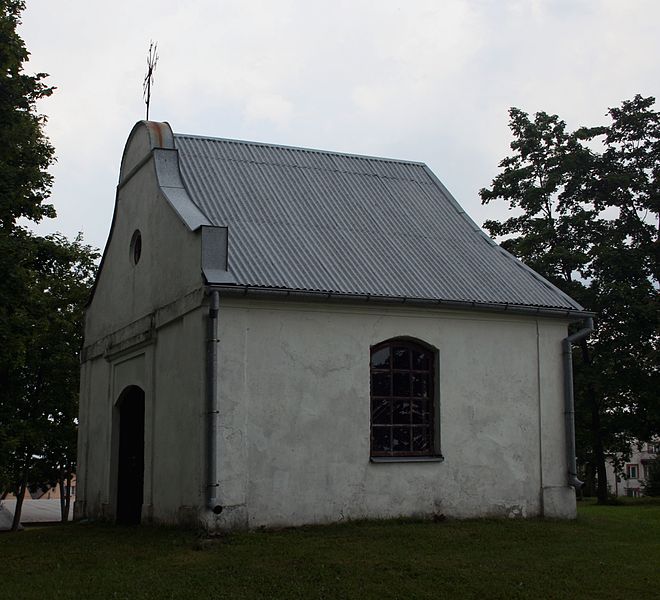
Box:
[143,41,159,120]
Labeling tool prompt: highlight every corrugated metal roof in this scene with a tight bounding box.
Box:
[173,133,583,311]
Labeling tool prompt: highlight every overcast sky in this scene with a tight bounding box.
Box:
[19,0,659,252]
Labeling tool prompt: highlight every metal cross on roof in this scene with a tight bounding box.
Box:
[143,41,158,120]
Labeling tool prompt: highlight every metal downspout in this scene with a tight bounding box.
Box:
[206,290,222,514]
[563,317,594,490]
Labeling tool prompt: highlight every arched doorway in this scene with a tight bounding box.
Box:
[116,385,145,525]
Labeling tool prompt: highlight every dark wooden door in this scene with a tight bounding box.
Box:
[116,386,145,525]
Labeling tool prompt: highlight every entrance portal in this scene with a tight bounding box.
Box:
[116,386,145,525]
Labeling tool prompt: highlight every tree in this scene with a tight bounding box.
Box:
[480,95,659,503]
[0,0,56,406]
[1,233,97,530]
[0,1,98,530]
[0,0,55,228]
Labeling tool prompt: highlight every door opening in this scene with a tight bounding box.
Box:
[116,386,145,525]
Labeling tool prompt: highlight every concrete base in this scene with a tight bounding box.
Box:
[73,499,85,520]
[542,486,577,519]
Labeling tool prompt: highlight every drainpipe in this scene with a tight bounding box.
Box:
[206,290,223,514]
[563,317,594,490]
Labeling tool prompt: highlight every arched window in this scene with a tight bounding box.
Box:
[370,339,435,457]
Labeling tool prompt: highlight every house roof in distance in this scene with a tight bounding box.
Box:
[171,130,584,314]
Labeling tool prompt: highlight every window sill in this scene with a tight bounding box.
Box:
[370,455,444,463]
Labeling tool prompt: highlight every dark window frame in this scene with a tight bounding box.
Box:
[370,338,439,458]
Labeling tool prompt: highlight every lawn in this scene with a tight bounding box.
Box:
[2,500,659,599]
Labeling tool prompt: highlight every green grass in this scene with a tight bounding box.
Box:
[2,500,659,599]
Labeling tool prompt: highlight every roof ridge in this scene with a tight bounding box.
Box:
[176,149,433,185]
[173,132,427,168]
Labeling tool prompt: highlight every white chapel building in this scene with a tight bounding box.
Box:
[75,121,592,529]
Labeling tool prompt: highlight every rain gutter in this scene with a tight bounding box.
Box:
[207,284,594,320]
[205,290,222,515]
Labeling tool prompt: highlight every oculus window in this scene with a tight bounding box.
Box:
[370,339,437,457]
[130,230,142,265]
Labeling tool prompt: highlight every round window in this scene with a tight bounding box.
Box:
[130,230,142,265]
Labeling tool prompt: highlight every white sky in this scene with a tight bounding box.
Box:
[18,0,659,252]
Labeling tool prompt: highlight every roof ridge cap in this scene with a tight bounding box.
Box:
[173,132,427,167]
[176,149,433,185]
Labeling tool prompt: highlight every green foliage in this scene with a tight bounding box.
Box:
[643,456,660,497]
[0,1,98,523]
[0,233,98,498]
[0,0,55,228]
[480,96,659,500]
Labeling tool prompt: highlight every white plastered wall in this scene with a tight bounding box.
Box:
[210,299,576,529]
[77,306,207,523]
[77,136,207,523]
[83,156,202,345]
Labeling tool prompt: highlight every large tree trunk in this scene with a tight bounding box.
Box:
[59,473,71,522]
[590,391,609,503]
[583,462,597,497]
[580,339,608,503]
[11,479,26,532]
[59,478,66,522]
[64,482,71,522]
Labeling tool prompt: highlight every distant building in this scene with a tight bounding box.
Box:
[75,121,592,529]
[3,475,76,501]
[606,441,659,497]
